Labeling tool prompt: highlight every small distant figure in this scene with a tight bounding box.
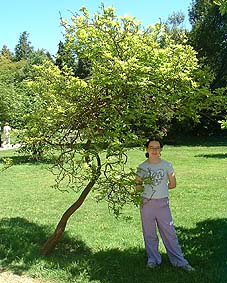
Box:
[2,122,11,148]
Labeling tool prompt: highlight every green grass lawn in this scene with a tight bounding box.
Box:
[0,139,226,283]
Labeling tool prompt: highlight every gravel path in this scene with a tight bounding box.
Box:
[0,271,52,283]
[0,144,21,151]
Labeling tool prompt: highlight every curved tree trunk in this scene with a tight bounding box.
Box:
[40,178,97,256]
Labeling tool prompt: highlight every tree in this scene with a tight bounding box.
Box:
[189,0,227,89]
[55,41,77,73]
[164,11,189,44]
[0,55,27,127]
[0,45,54,131]
[0,45,13,61]
[55,40,91,78]
[15,31,34,61]
[21,5,213,256]
[187,0,227,135]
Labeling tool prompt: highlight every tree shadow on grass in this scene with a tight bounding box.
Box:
[165,135,227,147]
[0,217,91,275]
[0,154,37,166]
[0,217,226,283]
[195,153,227,159]
[88,218,227,283]
[175,218,227,283]
[0,153,54,166]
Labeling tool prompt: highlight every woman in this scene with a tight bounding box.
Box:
[136,137,194,271]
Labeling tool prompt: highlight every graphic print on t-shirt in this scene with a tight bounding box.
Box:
[147,168,165,185]
[144,168,165,197]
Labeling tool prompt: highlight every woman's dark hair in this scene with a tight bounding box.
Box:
[145,137,163,148]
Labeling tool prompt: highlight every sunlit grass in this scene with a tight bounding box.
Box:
[0,140,226,283]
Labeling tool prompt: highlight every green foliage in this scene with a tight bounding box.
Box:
[55,41,77,75]
[164,11,189,44]
[0,47,54,129]
[0,45,13,60]
[20,5,214,215]
[218,118,227,129]
[189,0,227,89]
[15,31,34,61]
[0,57,27,126]
[0,157,13,172]
[214,0,227,15]
[187,0,227,135]
[55,40,92,79]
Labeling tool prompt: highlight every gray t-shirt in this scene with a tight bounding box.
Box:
[137,159,174,199]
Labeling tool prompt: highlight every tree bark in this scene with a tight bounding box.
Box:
[40,178,97,256]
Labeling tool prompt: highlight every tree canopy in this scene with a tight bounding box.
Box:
[25,6,212,145]
[186,0,227,133]
[189,0,227,89]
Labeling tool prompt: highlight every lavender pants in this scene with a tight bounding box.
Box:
[140,197,188,267]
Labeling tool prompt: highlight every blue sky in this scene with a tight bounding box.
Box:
[1,0,192,56]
